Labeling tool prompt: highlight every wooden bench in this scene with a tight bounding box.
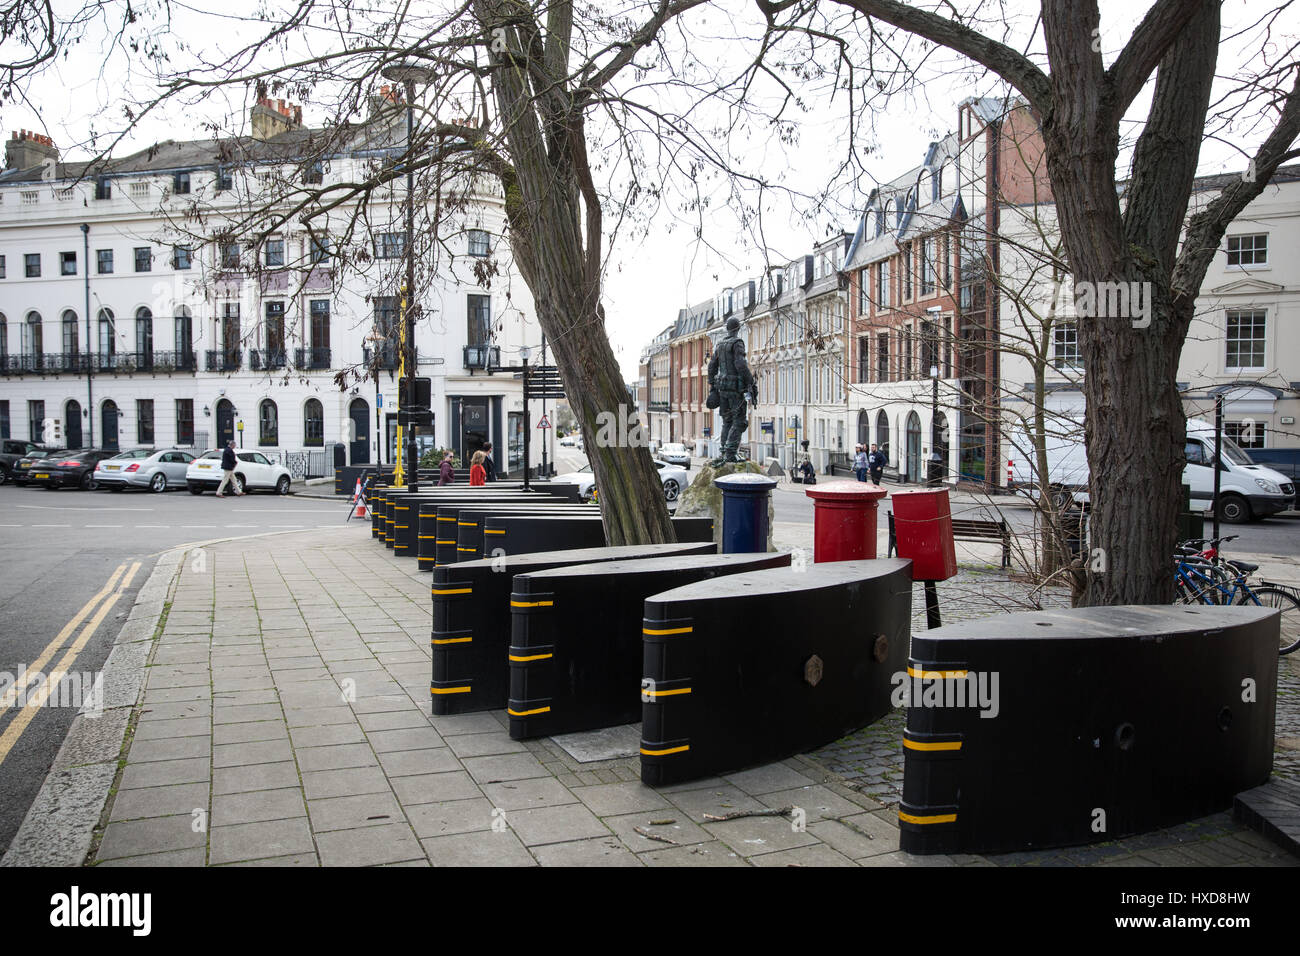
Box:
[888,511,1012,569]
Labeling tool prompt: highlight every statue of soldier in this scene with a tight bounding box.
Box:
[707,316,757,464]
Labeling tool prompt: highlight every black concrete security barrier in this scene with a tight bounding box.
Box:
[439,504,600,566]
[456,514,716,563]
[395,493,577,561]
[417,496,585,570]
[508,552,792,740]
[640,558,913,787]
[431,541,718,714]
[898,605,1279,855]
[376,486,580,558]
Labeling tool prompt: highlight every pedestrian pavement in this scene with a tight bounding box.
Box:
[8,522,1295,867]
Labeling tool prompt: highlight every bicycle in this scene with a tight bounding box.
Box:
[1174,535,1300,655]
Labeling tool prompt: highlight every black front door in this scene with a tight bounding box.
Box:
[216,399,235,447]
[65,400,82,449]
[349,398,370,464]
[461,399,489,458]
[101,401,119,452]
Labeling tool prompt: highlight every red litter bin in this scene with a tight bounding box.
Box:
[891,488,957,628]
[805,481,888,562]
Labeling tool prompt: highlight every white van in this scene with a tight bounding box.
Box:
[1008,418,1295,522]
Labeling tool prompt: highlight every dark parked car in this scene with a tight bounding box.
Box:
[33,450,118,490]
[0,439,43,485]
[11,448,67,486]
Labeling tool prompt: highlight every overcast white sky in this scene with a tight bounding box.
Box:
[2,0,1288,379]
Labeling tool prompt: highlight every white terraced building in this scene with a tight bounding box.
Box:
[0,98,545,477]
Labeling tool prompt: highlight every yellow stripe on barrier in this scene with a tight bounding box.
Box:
[643,687,692,698]
[907,666,970,679]
[438,516,456,522]
[437,539,455,545]
[510,600,554,608]
[507,705,551,716]
[643,626,693,636]
[898,810,958,825]
[509,652,552,662]
[419,535,437,539]
[433,588,472,595]
[432,636,473,645]
[483,529,505,535]
[640,745,689,756]
[458,521,477,527]
[903,739,962,752]
[457,547,476,552]
[431,686,472,695]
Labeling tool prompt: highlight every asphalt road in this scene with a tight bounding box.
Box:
[0,484,357,856]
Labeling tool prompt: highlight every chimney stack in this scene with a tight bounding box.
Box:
[5,129,59,172]
[250,96,305,141]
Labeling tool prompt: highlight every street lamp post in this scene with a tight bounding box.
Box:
[382,63,435,491]
[82,223,94,447]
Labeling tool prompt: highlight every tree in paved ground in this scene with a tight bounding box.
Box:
[758,0,1300,604]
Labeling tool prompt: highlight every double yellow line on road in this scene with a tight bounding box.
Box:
[0,560,142,769]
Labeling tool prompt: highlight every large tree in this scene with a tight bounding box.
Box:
[769,0,1300,604]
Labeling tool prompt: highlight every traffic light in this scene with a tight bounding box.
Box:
[398,376,432,409]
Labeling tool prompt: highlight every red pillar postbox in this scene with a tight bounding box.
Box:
[891,488,958,581]
[805,481,888,562]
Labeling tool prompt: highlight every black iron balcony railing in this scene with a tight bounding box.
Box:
[0,351,199,375]
[363,344,399,370]
[250,348,287,371]
[463,344,500,371]
[294,347,331,370]
[206,349,242,372]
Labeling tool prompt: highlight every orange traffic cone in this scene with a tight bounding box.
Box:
[354,491,368,519]
[351,478,363,503]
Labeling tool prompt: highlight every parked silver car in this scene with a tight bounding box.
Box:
[97,448,198,492]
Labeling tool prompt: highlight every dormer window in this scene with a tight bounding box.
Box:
[173,172,191,195]
[94,177,112,200]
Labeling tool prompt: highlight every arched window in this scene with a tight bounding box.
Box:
[857,410,868,447]
[135,307,153,368]
[23,311,43,363]
[97,308,116,368]
[876,410,890,463]
[259,399,278,446]
[62,310,79,357]
[303,399,323,447]
[174,306,193,370]
[65,399,82,449]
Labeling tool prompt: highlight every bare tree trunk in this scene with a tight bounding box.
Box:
[477,1,675,545]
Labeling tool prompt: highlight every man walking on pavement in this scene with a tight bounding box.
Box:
[482,442,497,482]
[867,443,886,486]
[853,444,869,482]
[216,440,244,497]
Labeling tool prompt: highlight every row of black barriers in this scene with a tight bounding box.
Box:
[359,480,1283,855]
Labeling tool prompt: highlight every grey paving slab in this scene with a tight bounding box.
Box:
[390,771,484,807]
[462,752,552,785]
[724,763,819,796]
[97,814,207,861]
[213,702,284,725]
[118,758,211,791]
[212,760,302,796]
[209,818,316,865]
[641,842,750,867]
[503,803,610,847]
[301,766,392,801]
[602,810,715,853]
[134,714,210,738]
[749,843,857,866]
[405,797,498,839]
[97,848,209,867]
[377,747,461,777]
[531,837,644,867]
[421,829,538,867]
[213,720,289,746]
[446,732,530,759]
[664,785,768,819]
[366,727,447,754]
[212,738,295,768]
[703,816,821,857]
[307,792,405,833]
[211,788,308,827]
[109,783,210,823]
[290,723,368,749]
[295,743,381,773]
[315,822,425,867]
[572,781,672,818]
[479,777,580,812]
